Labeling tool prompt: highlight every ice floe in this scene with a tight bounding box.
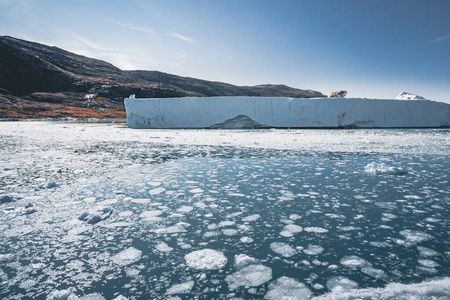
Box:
[270,242,297,257]
[303,245,324,256]
[234,254,257,269]
[225,264,272,290]
[166,280,194,295]
[112,247,142,266]
[304,227,329,233]
[184,249,227,270]
[265,276,312,300]
[364,162,406,175]
[156,242,173,252]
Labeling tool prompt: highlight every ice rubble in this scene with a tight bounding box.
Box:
[0,193,20,204]
[225,264,272,290]
[125,96,450,128]
[184,249,228,270]
[265,276,312,300]
[112,247,142,266]
[78,207,113,224]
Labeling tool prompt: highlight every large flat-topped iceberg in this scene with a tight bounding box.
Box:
[124,96,450,129]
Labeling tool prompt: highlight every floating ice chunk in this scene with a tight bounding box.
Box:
[0,193,20,204]
[177,206,193,213]
[270,242,297,257]
[39,180,58,189]
[46,290,76,300]
[417,246,439,257]
[140,210,163,218]
[242,214,260,222]
[283,224,303,234]
[303,245,324,255]
[304,227,328,233]
[149,187,166,195]
[78,207,112,224]
[223,229,239,236]
[289,214,302,220]
[219,220,236,227]
[280,231,294,237]
[361,267,386,279]
[418,259,440,268]
[156,242,173,252]
[234,254,257,269]
[112,247,142,266]
[314,277,450,300]
[340,255,372,269]
[225,264,272,290]
[326,276,359,293]
[240,236,253,243]
[364,162,406,176]
[0,253,14,262]
[153,223,189,234]
[265,276,312,300]
[166,280,194,295]
[399,230,433,246]
[189,188,204,194]
[112,296,128,300]
[185,249,227,270]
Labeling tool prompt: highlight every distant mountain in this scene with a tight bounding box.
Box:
[0,36,325,119]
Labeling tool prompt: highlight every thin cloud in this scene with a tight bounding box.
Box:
[171,32,197,46]
[104,18,155,35]
[432,34,450,43]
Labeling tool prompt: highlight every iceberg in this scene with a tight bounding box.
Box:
[124,96,450,129]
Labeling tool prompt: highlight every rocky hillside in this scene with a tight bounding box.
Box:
[0,36,325,119]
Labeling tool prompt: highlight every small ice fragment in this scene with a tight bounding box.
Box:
[361,267,386,279]
[270,242,297,257]
[265,276,312,300]
[304,227,328,233]
[223,229,239,236]
[364,162,406,175]
[240,236,253,243]
[166,280,194,295]
[340,255,371,269]
[184,249,227,270]
[303,245,324,255]
[284,224,303,234]
[242,214,260,222]
[418,259,440,268]
[189,188,204,194]
[156,242,173,252]
[149,187,166,195]
[417,246,439,257]
[225,264,272,290]
[399,230,433,246]
[234,254,257,269]
[112,247,142,266]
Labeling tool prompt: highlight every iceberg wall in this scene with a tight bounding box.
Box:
[124,96,450,129]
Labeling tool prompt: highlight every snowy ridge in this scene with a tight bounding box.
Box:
[125,96,450,129]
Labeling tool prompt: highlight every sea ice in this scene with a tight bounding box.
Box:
[325,276,359,293]
[156,242,173,252]
[340,255,372,269]
[112,247,142,266]
[242,214,260,222]
[270,242,297,257]
[78,207,112,224]
[46,289,75,300]
[184,249,227,270]
[399,230,433,246]
[234,254,257,269]
[265,276,312,300]
[417,246,439,257]
[283,224,303,234]
[225,264,272,290]
[364,162,406,175]
[304,227,329,233]
[303,245,324,255]
[149,187,166,195]
[39,180,58,189]
[166,280,194,295]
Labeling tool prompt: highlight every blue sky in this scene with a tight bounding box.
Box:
[1,0,449,102]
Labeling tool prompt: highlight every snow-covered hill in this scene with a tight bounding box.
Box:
[125,96,450,129]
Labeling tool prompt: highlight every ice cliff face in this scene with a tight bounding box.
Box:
[125,97,450,129]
